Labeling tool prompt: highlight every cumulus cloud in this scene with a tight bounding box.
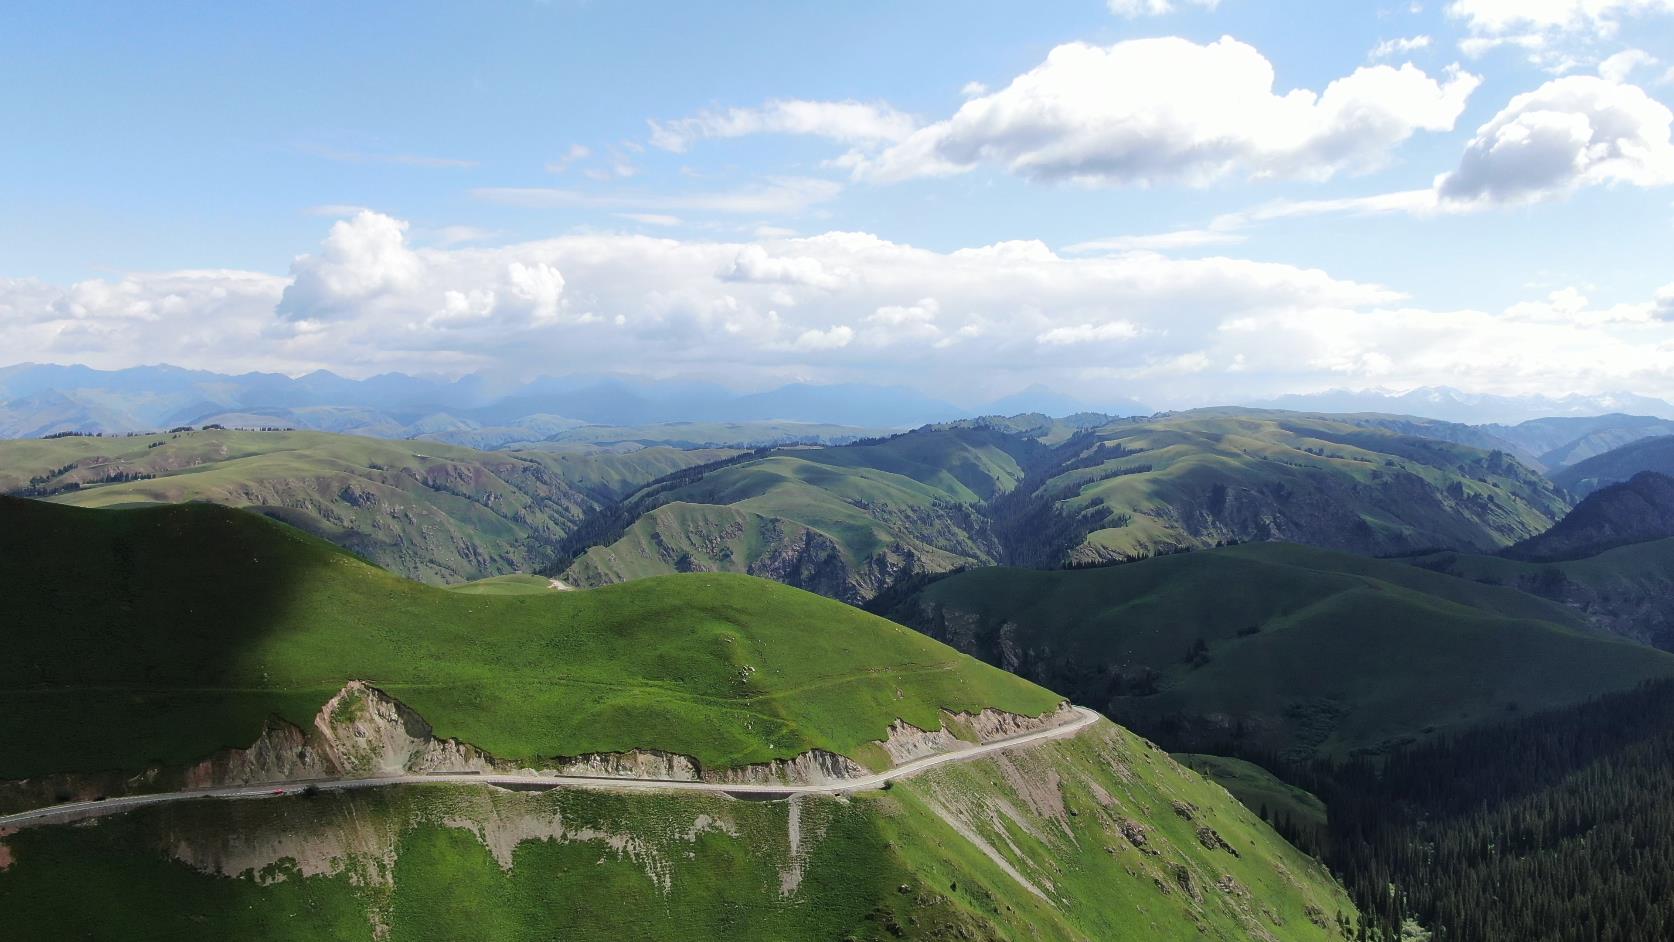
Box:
[278,212,424,322]
[1599,49,1659,82]
[1438,76,1674,205]
[13,213,1674,404]
[792,324,855,350]
[845,37,1479,187]
[722,245,845,288]
[649,99,916,152]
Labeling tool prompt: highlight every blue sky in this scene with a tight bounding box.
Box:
[3,1,1674,407]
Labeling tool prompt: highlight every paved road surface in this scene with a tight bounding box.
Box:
[0,706,1101,831]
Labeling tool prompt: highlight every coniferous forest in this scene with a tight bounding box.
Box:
[1299,680,1674,942]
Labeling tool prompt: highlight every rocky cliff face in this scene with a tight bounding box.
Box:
[0,682,1076,810]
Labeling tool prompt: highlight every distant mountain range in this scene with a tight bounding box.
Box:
[0,363,1149,442]
[1251,386,1674,426]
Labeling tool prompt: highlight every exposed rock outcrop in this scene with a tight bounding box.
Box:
[3,682,1076,809]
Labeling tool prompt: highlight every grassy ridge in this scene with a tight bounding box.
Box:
[565,427,1035,602]
[884,542,1674,760]
[0,496,1060,780]
[1412,538,1674,649]
[0,723,1357,941]
[559,410,1570,605]
[0,428,732,583]
[1044,411,1568,562]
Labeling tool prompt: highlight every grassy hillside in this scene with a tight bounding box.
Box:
[0,723,1357,941]
[881,542,1674,761]
[1176,754,1328,843]
[0,495,1359,938]
[1552,433,1674,497]
[559,410,1566,603]
[1413,538,1674,650]
[0,429,731,583]
[563,427,1036,602]
[0,496,1062,781]
[1026,410,1567,563]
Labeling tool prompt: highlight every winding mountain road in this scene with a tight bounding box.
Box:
[0,706,1101,832]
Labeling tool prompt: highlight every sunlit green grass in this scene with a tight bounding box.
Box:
[0,497,1061,780]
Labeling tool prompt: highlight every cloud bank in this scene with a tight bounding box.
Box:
[7,211,1674,405]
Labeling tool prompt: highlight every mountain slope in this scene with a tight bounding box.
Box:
[1507,471,1674,561]
[1483,414,1674,469]
[557,410,1569,603]
[0,428,730,583]
[0,496,1357,940]
[1023,410,1567,563]
[0,496,1063,783]
[878,543,1674,761]
[1553,434,1674,498]
[561,427,1037,602]
[1412,537,1674,649]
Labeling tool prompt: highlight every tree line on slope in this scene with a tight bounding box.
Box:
[1259,680,1674,942]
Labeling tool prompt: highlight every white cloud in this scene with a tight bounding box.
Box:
[722,245,845,289]
[846,37,1479,187]
[1438,75,1674,205]
[792,324,855,350]
[960,81,988,98]
[17,214,1674,404]
[1194,74,1674,229]
[1599,49,1658,82]
[1449,0,1674,38]
[1106,0,1220,16]
[1370,35,1433,59]
[616,212,682,226]
[472,177,842,216]
[277,211,425,321]
[1656,283,1674,320]
[1036,321,1142,345]
[649,99,916,152]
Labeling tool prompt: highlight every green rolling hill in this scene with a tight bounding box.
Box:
[0,496,1356,940]
[0,428,732,583]
[1413,537,1674,650]
[1016,410,1567,564]
[879,542,1674,761]
[557,410,1569,603]
[560,426,1037,602]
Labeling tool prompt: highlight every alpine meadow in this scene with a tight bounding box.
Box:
[6,3,1674,940]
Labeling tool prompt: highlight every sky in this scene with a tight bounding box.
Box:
[3,0,1674,408]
